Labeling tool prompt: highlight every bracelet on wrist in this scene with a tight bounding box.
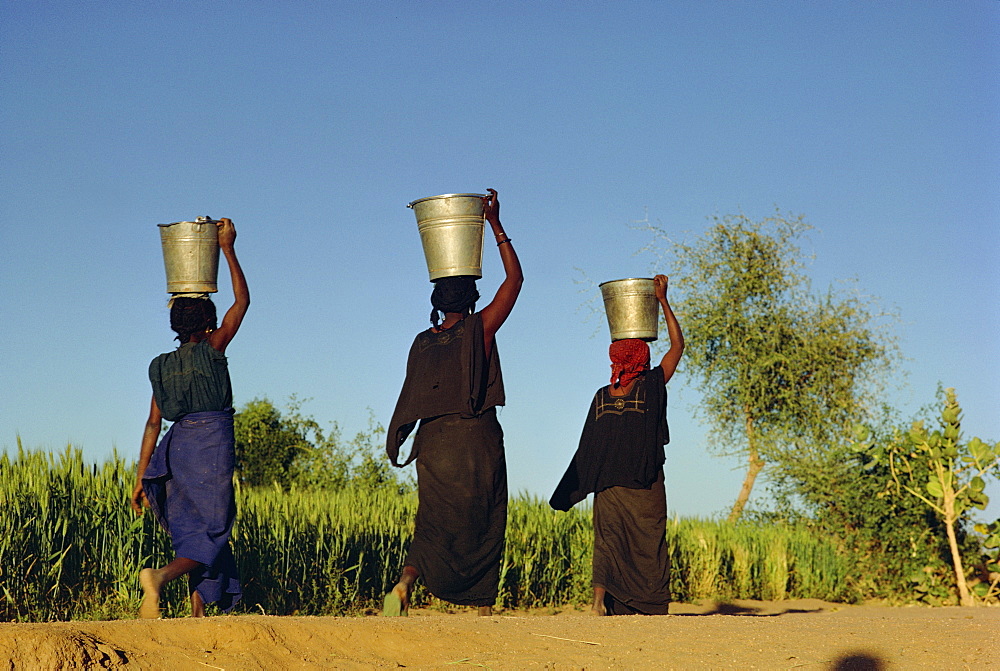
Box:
[497,237,512,246]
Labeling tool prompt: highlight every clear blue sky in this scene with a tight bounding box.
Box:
[2,1,997,520]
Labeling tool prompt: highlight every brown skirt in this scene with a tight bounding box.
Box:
[405,409,507,607]
[592,470,670,615]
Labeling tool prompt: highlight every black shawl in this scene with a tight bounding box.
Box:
[386,312,505,466]
[549,366,669,511]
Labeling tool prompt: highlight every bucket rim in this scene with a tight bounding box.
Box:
[158,217,218,228]
[407,193,487,208]
[599,277,654,288]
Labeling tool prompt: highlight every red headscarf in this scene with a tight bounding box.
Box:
[609,338,650,388]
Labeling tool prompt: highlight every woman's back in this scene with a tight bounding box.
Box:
[149,340,233,422]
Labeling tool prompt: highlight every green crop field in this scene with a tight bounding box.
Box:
[0,447,850,621]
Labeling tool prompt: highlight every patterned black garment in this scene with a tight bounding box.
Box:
[549,366,668,511]
[386,312,507,606]
[550,365,671,614]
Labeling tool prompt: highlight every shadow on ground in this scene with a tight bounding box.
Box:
[671,598,833,617]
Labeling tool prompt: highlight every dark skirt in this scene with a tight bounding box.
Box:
[592,470,670,615]
[143,410,242,612]
[406,408,507,606]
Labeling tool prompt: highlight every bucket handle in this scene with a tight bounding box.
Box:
[192,215,219,231]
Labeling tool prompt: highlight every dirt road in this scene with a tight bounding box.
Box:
[1,599,997,669]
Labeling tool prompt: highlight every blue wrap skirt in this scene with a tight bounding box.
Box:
[142,409,242,612]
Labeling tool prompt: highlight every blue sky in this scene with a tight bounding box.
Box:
[2,1,997,520]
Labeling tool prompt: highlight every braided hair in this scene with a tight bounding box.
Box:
[430,276,480,328]
[170,297,217,343]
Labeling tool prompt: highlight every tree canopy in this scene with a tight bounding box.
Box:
[233,397,410,493]
[646,211,896,520]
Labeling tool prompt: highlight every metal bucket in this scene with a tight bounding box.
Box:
[600,278,658,341]
[158,216,220,293]
[408,193,486,281]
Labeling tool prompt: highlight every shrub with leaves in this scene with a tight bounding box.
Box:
[853,388,1000,605]
[972,518,1000,601]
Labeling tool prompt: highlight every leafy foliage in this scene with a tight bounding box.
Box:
[234,397,410,493]
[643,211,896,519]
[765,425,957,604]
[972,519,1000,601]
[234,397,319,488]
[853,388,1000,605]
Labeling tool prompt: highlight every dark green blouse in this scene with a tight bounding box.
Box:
[148,340,233,422]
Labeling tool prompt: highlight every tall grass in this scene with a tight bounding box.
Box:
[0,446,163,620]
[0,447,851,621]
[235,482,416,615]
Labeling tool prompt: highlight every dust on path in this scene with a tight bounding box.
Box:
[1,599,997,670]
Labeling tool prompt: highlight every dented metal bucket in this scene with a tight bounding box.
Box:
[158,216,220,293]
[600,277,658,341]
[408,193,486,281]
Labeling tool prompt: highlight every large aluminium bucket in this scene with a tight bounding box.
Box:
[600,277,658,341]
[158,216,220,293]
[408,193,486,281]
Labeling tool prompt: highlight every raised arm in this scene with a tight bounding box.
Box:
[130,394,162,514]
[208,218,250,354]
[654,274,684,384]
[478,189,523,354]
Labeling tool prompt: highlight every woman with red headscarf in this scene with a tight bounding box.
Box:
[550,274,683,615]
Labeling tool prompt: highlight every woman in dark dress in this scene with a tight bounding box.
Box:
[384,188,522,617]
[550,274,683,615]
[130,217,250,618]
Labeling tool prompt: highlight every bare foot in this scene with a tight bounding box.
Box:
[382,582,410,616]
[478,605,493,617]
[393,582,410,613]
[591,587,607,616]
[190,587,205,618]
[138,568,161,619]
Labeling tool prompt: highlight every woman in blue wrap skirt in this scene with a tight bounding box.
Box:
[130,217,250,618]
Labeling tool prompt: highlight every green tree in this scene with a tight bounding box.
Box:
[645,211,895,520]
[235,398,307,488]
[342,410,412,493]
[234,396,349,488]
[973,519,1000,602]
[853,388,1000,605]
[234,397,411,493]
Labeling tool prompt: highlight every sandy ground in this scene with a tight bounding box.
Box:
[1,599,997,670]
